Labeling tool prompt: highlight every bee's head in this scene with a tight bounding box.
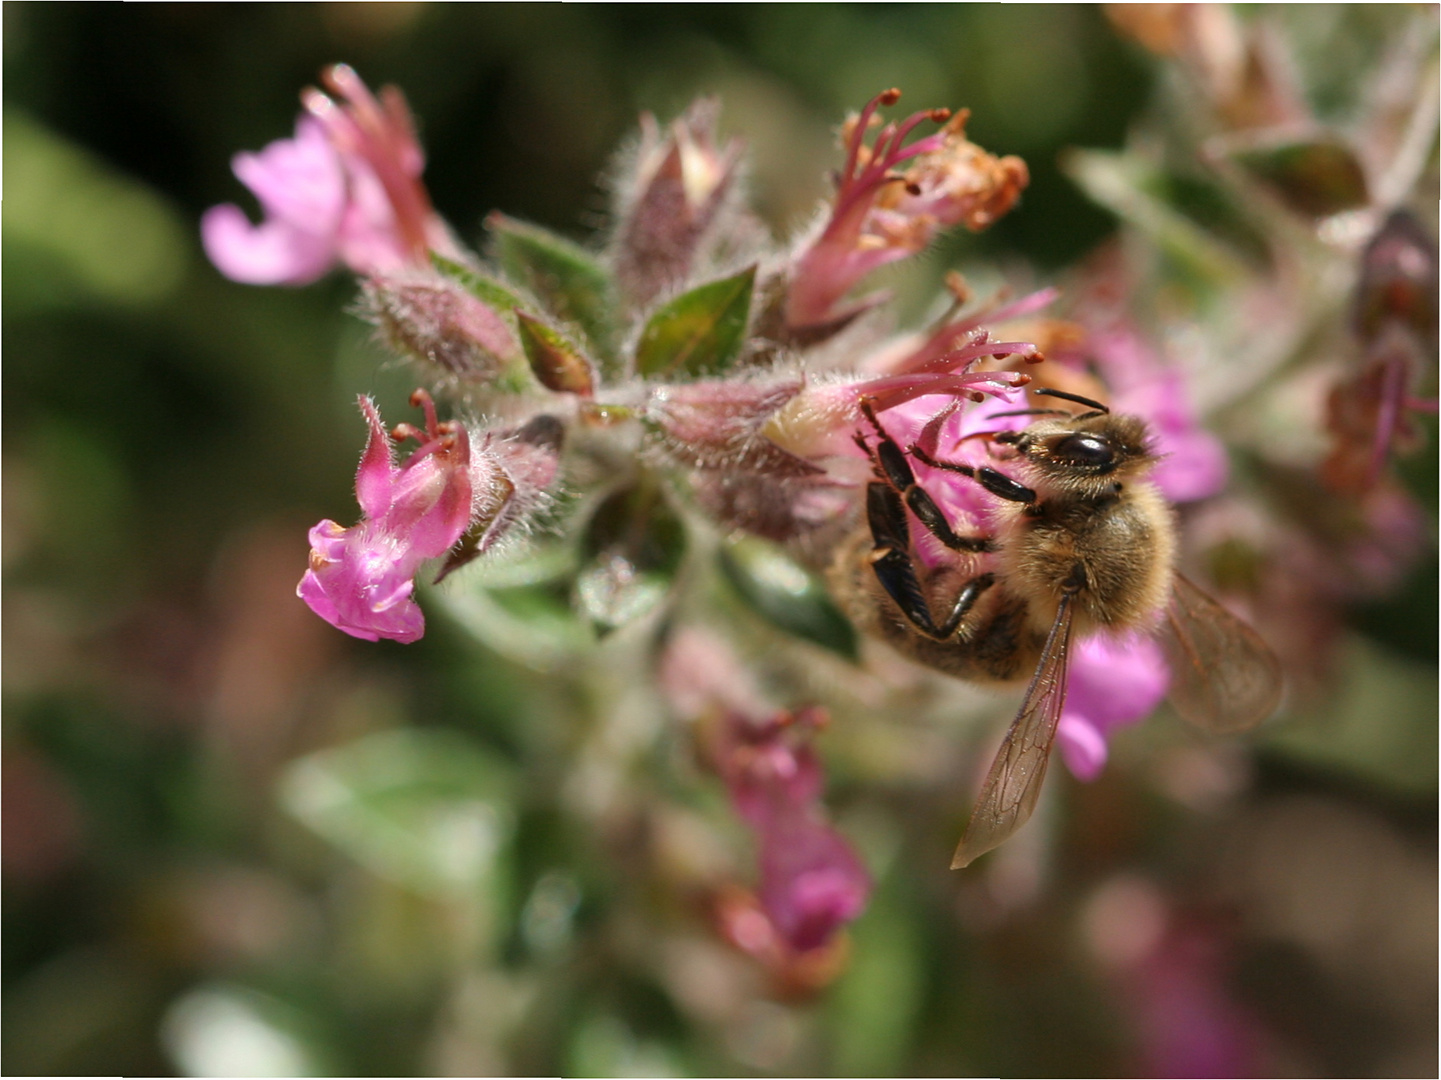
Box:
[1006,413,1158,497]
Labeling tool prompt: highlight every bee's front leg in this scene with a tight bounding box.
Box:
[910,445,1037,505]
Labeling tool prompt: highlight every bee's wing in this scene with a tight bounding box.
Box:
[1159,573,1283,734]
[951,592,1076,869]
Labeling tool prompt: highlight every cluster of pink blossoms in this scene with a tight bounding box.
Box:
[204,66,1238,956]
[659,626,871,981]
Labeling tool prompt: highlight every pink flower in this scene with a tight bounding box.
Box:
[881,285,1059,376]
[201,116,350,285]
[1128,925,1264,1079]
[1085,878,1267,1079]
[786,90,1028,329]
[298,391,472,643]
[715,707,871,956]
[1086,324,1228,503]
[1056,633,1171,781]
[203,65,450,285]
[755,803,872,952]
[763,366,1034,466]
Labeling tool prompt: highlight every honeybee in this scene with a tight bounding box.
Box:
[829,389,1283,868]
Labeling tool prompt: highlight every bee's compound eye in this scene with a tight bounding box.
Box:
[1051,433,1114,466]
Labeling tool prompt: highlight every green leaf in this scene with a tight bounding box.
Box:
[827,890,924,1076]
[1063,149,1250,287]
[486,213,615,360]
[439,581,595,671]
[719,535,858,660]
[278,729,515,896]
[516,310,596,395]
[5,109,189,312]
[634,265,756,378]
[575,481,686,633]
[1227,136,1370,218]
[429,251,528,313]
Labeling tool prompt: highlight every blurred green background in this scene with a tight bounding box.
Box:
[4,4,1435,1077]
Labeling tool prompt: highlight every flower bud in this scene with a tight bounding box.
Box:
[612,98,741,308]
[361,268,523,384]
[646,377,814,476]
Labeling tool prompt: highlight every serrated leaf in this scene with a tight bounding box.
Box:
[635,265,756,378]
[429,251,528,313]
[1228,136,1369,218]
[487,213,615,360]
[576,482,686,632]
[278,729,515,896]
[516,311,595,395]
[719,535,858,660]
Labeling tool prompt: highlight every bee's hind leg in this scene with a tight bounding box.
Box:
[937,573,995,638]
[866,481,995,642]
[866,482,944,638]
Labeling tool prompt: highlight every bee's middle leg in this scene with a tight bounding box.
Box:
[858,400,993,553]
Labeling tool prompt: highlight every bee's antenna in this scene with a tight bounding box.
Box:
[1033,387,1110,414]
[987,407,1074,420]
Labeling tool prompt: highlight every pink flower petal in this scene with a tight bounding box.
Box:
[1057,713,1110,782]
[354,398,397,520]
[231,118,346,227]
[1059,633,1170,781]
[758,809,872,952]
[200,203,338,286]
[297,396,473,644]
